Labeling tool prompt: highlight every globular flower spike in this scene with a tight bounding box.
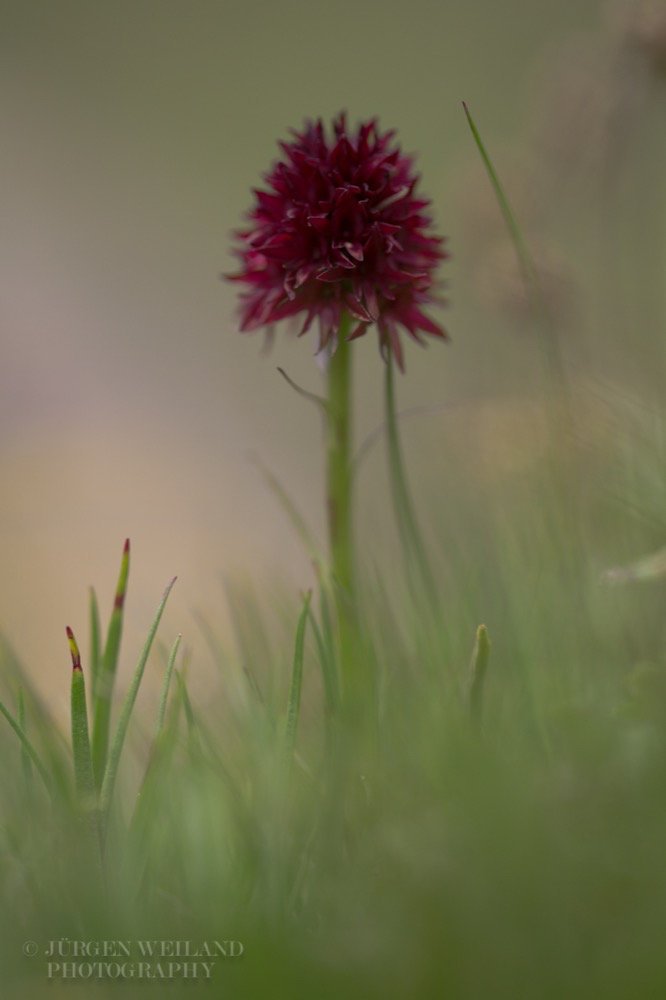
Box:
[228,112,448,370]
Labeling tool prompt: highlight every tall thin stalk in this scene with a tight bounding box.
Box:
[325,314,360,707]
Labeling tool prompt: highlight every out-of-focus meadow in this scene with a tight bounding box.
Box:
[6,4,666,998]
[2,0,665,707]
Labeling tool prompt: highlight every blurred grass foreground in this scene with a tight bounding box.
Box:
[4,2,666,998]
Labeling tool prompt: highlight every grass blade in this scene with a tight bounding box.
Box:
[130,649,186,841]
[98,576,177,836]
[0,698,51,794]
[176,668,201,758]
[0,633,70,795]
[468,624,490,727]
[385,350,437,608]
[89,586,102,703]
[284,591,312,758]
[92,539,130,791]
[462,101,567,392]
[252,455,328,583]
[68,626,102,866]
[155,634,182,736]
[17,688,33,788]
[68,628,97,809]
[309,588,339,715]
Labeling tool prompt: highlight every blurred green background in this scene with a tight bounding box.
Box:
[2,0,664,705]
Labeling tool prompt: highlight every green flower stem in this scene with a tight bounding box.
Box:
[327,317,354,596]
[385,350,436,606]
[326,314,360,706]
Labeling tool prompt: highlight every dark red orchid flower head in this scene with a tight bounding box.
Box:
[227,112,448,371]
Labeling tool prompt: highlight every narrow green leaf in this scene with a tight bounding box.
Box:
[17,687,33,788]
[0,633,70,794]
[67,626,102,868]
[284,591,312,757]
[155,634,182,736]
[89,586,102,703]
[92,539,130,791]
[277,366,327,413]
[309,589,339,715]
[68,628,97,808]
[468,624,490,727]
[98,575,177,834]
[175,668,202,759]
[0,698,51,794]
[252,456,329,583]
[385,350,437,606]
[130,658,186,841]
[462,101,567,391]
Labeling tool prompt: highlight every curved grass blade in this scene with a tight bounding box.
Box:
[277,366,327,413]
[251,455,328,583]
[468,624,490,728]
[130,650,186,842]
[462,101,567,392]
[175,667,204,762]
[0,633,70,794]
[155,634,182,736]
[308,590,339,715]
[92,539,130,791]
[17,688,33,788]
[98,576,177,836]
[0,698,51,794]
[284,591,312,758]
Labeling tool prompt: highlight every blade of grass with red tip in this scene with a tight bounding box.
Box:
[68,626,102,863]
[68,628,97,809]
[92,539,130,791]
[98,576,177,840]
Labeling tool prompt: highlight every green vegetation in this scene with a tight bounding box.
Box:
[3,104,666,999]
